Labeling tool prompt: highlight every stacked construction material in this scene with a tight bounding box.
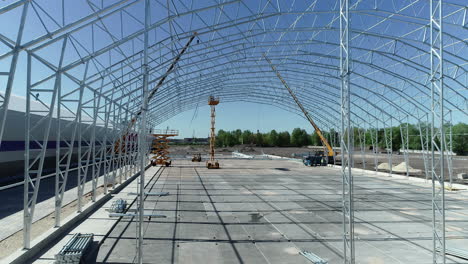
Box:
[109,198,127,213]
[54,233,93,264]
[299,251,328,264]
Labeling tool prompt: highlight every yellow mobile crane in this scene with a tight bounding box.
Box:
[264,54,335,164]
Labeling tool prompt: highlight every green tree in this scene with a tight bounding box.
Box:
[452,123,468,155]
[213,122,468,153]
[291,128,310,147]
[241,130,253,144]
[278,131,290,146]
[225,131,237,147]
[365,128,375,146]
[391,126,401,151]
[291,128,301,146]
[268,130,279,146]
[353,127,360,146]
[216,130,227,147]
[256,130,264,146]
[233,129,242,145]
[310,131,321,146]
[411,122,430,150]
[407,124,421,150]
[377,128,389,150]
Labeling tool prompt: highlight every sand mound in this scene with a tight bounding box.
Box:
[393,162,421,173]
[377,163,391,170]
[377,162,421,174]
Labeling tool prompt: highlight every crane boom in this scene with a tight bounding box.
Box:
[263,54,335,158]
[115,32,197,153]
[126,32,198,132]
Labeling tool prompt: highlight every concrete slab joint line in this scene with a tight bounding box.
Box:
[109,213,167,218]
[127,191,170,196]
[438,247,468,260]
[17,159,467,264]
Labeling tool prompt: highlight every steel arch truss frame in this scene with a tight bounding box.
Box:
[0,0,464,262]
[430,0,446,262]
[340,0,354,263]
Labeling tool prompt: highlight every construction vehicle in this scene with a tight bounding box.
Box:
[264,54,335,164]
[150,129,178,166]
[206,96,220,169]
[303,151,327,167]
[191,153,202,162]
[152,159,171,167]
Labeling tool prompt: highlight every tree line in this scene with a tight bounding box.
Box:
[215,122,468,155]
[216,128,339,148]
[361,122,468,155]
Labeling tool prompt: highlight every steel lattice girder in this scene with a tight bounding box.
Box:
[0,0,465,261]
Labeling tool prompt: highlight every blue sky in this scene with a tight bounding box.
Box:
[157,101,313,139]
[0,0,466,137]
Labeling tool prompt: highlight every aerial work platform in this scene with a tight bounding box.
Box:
[206,96,220,169]
[151,129,179,166]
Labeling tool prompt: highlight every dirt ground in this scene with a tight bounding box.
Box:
[0,186,105,259]
[170,144,312,156]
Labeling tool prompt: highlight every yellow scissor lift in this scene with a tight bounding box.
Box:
[151,129,179,167]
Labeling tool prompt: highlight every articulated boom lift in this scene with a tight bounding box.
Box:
[264,54,335,164]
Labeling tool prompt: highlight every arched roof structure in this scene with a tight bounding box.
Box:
[0,0,465,133]
[0,1,466,261]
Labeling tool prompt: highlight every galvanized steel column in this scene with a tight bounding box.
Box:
[340,0,354,262]
[0,2,29,148]
[430,0,446,261]
[24,36,67,248]
[399,116,410,177]
[76,62,90,213]
[137,0,151,262]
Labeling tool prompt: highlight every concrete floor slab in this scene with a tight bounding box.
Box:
[27,159,468,263]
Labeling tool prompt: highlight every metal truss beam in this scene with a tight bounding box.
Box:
[0,0,463,259]
[24,36,67,248]
[340,0,354,262]
[430,0,446,262]
[0,2,28,148]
